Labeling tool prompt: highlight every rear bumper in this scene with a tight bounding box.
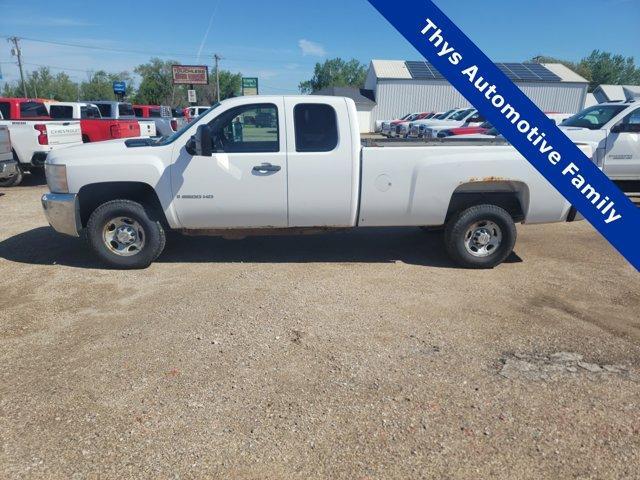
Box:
[41,193,81,237]
[0,159,18,179]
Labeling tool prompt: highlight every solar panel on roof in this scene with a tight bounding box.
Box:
[405,61,444,80]
[404,61,562,82]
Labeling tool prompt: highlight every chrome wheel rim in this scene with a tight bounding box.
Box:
[464,220,502,257]
[103,217,146,257]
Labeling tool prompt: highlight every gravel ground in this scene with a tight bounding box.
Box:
[1,176,639,479]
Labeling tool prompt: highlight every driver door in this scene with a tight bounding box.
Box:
[605,108,640,180]
[171,100,288,229]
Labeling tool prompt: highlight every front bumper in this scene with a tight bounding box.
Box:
[41,193,81,237]
[0,159,18,179]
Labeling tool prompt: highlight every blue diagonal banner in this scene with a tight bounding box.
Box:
[368,0,640,270]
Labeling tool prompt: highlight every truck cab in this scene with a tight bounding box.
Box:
[560,102,640,181]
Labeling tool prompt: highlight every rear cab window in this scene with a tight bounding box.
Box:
[49,105,74,119]
[96,104,112,117]
[118,103,135,117]
[133,107,145,118]
[81,106,101,119]
[293,104,338,152]
[19,101,49,118]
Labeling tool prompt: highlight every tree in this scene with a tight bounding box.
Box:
[578,50,640,90]
[531,51,640,91]
[299,58,367,93]
[80,70,135,101]
[1,67,77,100]
[133,58,177,105]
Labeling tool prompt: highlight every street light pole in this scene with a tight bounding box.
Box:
[214,54,222,102]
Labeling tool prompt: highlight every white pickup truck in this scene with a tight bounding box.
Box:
[560,101,640,181]
[41,95,585,269]
[0,97,83,186]
[0,126,18,184]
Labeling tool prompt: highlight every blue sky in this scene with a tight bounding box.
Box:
[0,0,638,94]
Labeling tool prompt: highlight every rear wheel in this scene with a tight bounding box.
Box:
[0,163,23,188]
[444,204,517,269]
[86,200,166,269]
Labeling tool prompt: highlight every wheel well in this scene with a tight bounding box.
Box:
[78,182,167,228]
[447,181,529,222]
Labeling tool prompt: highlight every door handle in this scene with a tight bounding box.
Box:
[252,163,281,173]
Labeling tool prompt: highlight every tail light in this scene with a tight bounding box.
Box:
[34,124,48,145]
[170,119,178,131]
[110,124,122,138]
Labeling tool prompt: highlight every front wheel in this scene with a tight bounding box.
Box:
[86,200,166,269]
[444,204,517,269]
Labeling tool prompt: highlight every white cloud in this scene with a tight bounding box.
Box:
[298,39,327,57]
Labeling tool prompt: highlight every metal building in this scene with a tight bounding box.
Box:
[593,84,640,103]
[363,60,589,132]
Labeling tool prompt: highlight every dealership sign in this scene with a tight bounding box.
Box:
[172,65,209,85]
[242,77,259,96]
[368,0,640,270]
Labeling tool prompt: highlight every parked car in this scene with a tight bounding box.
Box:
[0,125,19,186]
[437,121,493,138]
[47,102,141,143]
[0,97,82,186]
[411,109,486,139]
[394,112,438,138]
[560,102,640,180]
[380,113,420,137]
[133,104,176,136]
[42,95,587,270]
[89,101,157,138]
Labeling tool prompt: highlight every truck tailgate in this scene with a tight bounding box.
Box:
[0,127,10,155]
[47,122,82,145]
[138,120,157,137]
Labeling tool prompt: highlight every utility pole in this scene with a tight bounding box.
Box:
[214,54,222,102]
[9,37,27,98]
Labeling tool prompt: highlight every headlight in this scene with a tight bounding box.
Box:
[45,164,68,193]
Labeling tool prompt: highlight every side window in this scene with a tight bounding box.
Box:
[133,108,144,118]
[621,109,640,127]
[294,104,338,153]
[469,113,485,123]
[209,103,279,153]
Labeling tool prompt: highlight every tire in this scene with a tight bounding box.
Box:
[444,204,517,269]
[0,164,23,188]
[86,200,166,269]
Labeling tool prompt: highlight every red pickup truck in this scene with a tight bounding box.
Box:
[46,102,140,143]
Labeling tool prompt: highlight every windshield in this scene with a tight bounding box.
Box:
[450,109,474,121]
[437,109,455,119]
[155,103,221,146]
[561,105,627,130]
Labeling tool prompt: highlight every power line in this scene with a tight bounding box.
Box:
[0,34,320,66]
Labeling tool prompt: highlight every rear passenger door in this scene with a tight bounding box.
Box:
[605,108,640,180]
[284,98,357,227]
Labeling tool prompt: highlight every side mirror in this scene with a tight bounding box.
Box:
[611,124,624,134]
[186,124,213,156]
